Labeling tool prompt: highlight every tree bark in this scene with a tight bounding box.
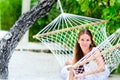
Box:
[0,0,57,79]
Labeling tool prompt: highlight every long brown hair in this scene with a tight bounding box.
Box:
[74,29,96,62]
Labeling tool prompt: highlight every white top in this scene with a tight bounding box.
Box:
[78,61,110,80]
[60,61,110,80]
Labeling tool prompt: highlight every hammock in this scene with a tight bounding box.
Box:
[33,0,108,66]
[33,0,120,74]
[68,29,120,73]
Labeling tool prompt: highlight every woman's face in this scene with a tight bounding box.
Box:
[78,34,92,51]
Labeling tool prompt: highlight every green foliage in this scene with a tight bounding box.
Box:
[116,64,120,74]
[102,1,120,35]
[77,0,89,12]
[0,0,21,30]
[77,0,120,35]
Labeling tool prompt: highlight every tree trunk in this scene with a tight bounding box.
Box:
[0,0,57,79]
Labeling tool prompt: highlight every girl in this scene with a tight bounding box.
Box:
[61,29,110,80]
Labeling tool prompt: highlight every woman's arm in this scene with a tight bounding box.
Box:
[72,48,98,69]
[75,49,105,78]
[69,70,75,80]
[68,51,77,80]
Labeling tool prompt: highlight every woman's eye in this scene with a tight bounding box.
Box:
[87,39,90,41]
[81,39,84,41]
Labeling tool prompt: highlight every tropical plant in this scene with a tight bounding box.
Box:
[0,0,21,30]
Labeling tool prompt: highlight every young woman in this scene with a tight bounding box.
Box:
[61,29,110,80]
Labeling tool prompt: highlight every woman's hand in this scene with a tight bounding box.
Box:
[74,75,78,80]
[74,73,84,80]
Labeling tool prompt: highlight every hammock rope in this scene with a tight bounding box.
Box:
[33,20,108,38]
[68,43,120,70]
[33,13,108,67]
[67,29,120,73]
[33,0,120,74]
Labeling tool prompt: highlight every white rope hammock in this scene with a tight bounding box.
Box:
[33,0,120,75]
[68,29,120,73]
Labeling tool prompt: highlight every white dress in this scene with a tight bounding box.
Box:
[78,61,110,80]
[60,61,110,80]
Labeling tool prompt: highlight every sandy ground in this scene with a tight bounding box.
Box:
[8,51,62,80]
[7,42,120,80]
[8,51,120,80]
